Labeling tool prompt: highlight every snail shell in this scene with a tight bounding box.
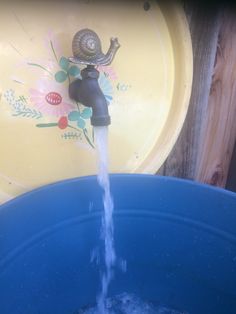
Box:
[72,29,104,62]
[70,28,120,66]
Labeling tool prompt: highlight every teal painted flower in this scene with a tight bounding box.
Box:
[98,72,113,103]
[54,56,81,83]
[68,108,92,129]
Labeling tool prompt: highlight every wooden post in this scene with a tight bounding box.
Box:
[195,9,236,187]
[158,3,221,179]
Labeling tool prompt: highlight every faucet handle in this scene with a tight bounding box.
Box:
[68,28,120,66]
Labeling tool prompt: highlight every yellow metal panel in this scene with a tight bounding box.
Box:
[0,0,192,202]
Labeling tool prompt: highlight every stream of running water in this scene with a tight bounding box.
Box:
[94,126,115,314]
[84,126,187,314]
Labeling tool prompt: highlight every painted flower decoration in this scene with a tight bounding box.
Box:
[5,34,117,150]
[97,65,117,80]
[68,108,92,129]
[29,79,74,117]
[58,116,68,129]
[98,72,113,104]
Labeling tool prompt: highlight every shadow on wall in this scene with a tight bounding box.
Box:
[184,0,236,11]
[226,144,236,192]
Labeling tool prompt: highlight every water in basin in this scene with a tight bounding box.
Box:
[77,293,186,314]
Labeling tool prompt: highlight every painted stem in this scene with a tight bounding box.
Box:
[83,129,95,149]
[36,123,58,127]
[50,40,58,63]
[27,63,53,76]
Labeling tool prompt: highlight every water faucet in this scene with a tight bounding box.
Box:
[68,29,120,126]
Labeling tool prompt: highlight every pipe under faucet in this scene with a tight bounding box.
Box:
[68,29,120,126]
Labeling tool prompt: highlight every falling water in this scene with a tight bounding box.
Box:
[84,126,187,314]
[94,126,116,314]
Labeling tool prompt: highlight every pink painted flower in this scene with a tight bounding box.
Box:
[96,65,118,80]
[29,80,74,117]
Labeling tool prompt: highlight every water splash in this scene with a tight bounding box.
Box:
[77,293,187,314]
[94,126,116,314]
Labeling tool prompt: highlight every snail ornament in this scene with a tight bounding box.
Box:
[69,28,120,66]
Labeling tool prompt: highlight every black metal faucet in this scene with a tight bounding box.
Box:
[68,29,120,126]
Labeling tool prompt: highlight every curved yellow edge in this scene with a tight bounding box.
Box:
[137,1,193,173]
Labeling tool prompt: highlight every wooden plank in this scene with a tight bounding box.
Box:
[158,3,221,179]
[195,8,236,187]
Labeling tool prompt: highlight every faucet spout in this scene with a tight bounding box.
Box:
[69,66,110,126]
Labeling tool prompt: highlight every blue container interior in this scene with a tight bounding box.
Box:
[0,174,236,314]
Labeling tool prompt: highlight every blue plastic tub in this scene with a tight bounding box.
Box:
[0,174,236,314]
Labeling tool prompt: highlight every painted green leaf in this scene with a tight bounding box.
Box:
[77,117,86,129]
[68,111,80,121]
[55,71,68,83]
[59,57,69,71]
[68,65,80,77]
[81,108,92,119]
